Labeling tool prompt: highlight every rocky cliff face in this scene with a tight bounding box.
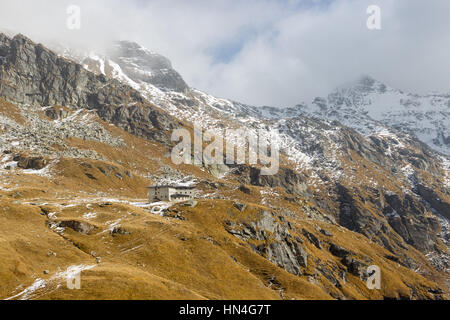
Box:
[0,33,178,143]
[230,117,449,258]
[57,40,189,94]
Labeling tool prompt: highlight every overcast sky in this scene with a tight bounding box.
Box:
[1,0,449,106]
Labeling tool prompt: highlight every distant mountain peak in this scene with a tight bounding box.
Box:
[113,40,158,57]
[335,74,393,95]
[104,40,188,93]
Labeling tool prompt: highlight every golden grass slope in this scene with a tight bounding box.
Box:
[0,188,445,300]
[0,99,448,300]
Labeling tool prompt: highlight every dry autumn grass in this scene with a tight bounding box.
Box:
[0,192,443,300]
[0,99,448,300]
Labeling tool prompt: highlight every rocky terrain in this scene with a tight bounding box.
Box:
[0,33,449,300]
[0,34,179,144]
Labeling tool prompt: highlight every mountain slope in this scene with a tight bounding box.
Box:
[0,33,449,299]
[71,40,450,282]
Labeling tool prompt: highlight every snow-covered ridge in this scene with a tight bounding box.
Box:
[295,76,450,156]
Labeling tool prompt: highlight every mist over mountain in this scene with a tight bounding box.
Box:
[2,0,450,106]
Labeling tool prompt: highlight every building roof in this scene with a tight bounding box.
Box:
[148,185,196,190]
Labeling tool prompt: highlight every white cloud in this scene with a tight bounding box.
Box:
[1,0,449,106]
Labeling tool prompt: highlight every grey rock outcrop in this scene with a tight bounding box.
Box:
[57,220,96,235]
[329,244,353,258]
[416,184,450,220]
[262,239,308,275]
[329,243,368,278]
[302,228,322,249]
[225,210,308,276]
[231,165,309,196]
[13,154,47,170]
[341,256,367,278]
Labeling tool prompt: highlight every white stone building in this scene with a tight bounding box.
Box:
[148,185,196,203]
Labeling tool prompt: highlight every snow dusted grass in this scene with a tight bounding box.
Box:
[260,188,280,206]
[440,156,450,189]
[0,153,56,178]
[5,265,96,300]
[101,218,123,234]
[82,211,98,220]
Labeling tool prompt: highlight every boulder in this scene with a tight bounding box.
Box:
[320,229,333,237]
[329,243,353,258]
[57,220,96,235]
[13,155,47,170]
[111,227,131,236]
[341,256,367,278]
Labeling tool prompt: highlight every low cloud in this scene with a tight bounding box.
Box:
[1,0,449,106]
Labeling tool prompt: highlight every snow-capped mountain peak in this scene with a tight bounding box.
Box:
[319,76,450,155]
[107,41,188,93]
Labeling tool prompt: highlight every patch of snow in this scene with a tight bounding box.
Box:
[5,264,96,300]
[22,164,53,178]
[149,202,173,216]
[82,212,97,220]
[102,218,122,234]
[440,156,450,189]
[5,279,47,300]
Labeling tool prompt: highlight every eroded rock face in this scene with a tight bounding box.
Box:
[231,152,446,264]
[225,211,308,276]
[228,127,444,258]
[221,108,449,268]
[302,228,322,249]
[231,165,309,196]
[329,244,353,259]
[0,33,177,144]
[263,239,308,275]
[335,183,445,254]
[341,256,367,278]
[329,243,368,278]
[57,220,96,235]
[416,184,450,220]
